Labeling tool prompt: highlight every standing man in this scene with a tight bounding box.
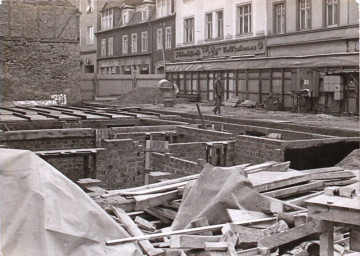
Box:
[213,74,224,115]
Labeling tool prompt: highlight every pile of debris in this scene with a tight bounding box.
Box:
[79,161,359,256]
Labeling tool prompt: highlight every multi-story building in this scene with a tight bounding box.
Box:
[80,0,106,74]
[167,0,359,114]
[96,0,175,75]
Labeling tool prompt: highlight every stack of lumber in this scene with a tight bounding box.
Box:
[78,162,359,256]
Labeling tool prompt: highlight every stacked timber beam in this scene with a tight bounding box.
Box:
[78,162,359,256]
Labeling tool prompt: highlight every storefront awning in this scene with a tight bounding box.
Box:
[166,53,359,72]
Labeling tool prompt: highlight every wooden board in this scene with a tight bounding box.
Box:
[249,171,311,193]
[310,171,356,180]
[286,191,324,206]
[263,181,324,199]
[170,235,221,249]
[134,190,179,210]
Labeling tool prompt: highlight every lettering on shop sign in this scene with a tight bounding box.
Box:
[175,40,265,61]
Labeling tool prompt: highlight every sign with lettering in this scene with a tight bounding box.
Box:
[174,39,265,61]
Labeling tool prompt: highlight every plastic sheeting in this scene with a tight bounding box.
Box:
[166,53,359,72]
[171,164,282,231]
[0,148,143,256]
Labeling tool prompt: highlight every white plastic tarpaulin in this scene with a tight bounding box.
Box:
[0,148,143,256]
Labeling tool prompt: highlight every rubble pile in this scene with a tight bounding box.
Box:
[80,160,360,256]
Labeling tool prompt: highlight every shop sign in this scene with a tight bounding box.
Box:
[174,39,265,61]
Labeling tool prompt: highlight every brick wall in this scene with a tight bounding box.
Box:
[0,0,81,104]
[1,128,96,151]
[177,126,236,142]
[96,139,145,190]
[169,142,206,162]
[150,152,203,178]
[234,135,284,165]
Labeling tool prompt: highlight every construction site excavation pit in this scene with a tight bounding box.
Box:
[2,104,360,255]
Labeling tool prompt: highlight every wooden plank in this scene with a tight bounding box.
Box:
[258,221,319,249]
[262,161,290,172]
[145,208,172,225]
[151,206,177,220]
[320,221,334,256]
[106,217,277,246]
[104,174,199,197]
[170,235,221,249]
[221,223,267,247]
[196,103,207,129]
[263,181,324,199]
[244,161,277,173]
[135,216,157,232]
[227,209,271,223]
[303,166,344,174]
[310,171,356,180]
[287,191,324,206]
[204,242,229,251]
[134,190,179,210]
[236,248,259,256]
[111,206,164,256]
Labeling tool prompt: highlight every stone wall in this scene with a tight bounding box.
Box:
[0,0,81,104]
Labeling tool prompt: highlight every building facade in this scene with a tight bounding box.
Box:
[167,0,359,114]
[80,0,106,74]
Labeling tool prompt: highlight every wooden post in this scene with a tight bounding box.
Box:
[259,69,262,104]
[245,69,249,100]
[235,70,239,96]
[269,68,273,93]
[281,68,285,107]
[177,72,181,93]
[319,221,334,256]
[196,103,207,130]
[206,71,210,100]
[350,229,360,251]
[190,72,194,94]
[226,70,230,100]
[83,155,90,178]
[184,71,187,94]
[198,71,201,96]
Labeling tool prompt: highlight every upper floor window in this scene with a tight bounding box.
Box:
[274,3,285,34]
[142,31,148,52]
[184,17,194,43]
[142,7,149,21]
[101,9,113,30]
[165,27,171,49]
[86,26,94,45]
[101,39,106,57]
[123,10,134,25]
[131,33,137,53]
[86,0,94,13]
[326,0,338,26]
[157,0,172,18]
[157,28,163,50]
[216,10,224,38]
[237,4,252,35]
[108,37,113,56]
[298,0,311,30]
[122,35,128,54]
[205,13,213,40]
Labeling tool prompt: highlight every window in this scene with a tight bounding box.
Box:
[216,10,223,38]
[86,26,94,45]
[165,27,171,49]
[101,39,106,57]
[184,17,194,43]
[123,10,134,24]
[101,9,113,30]
[205,13,213,39]
[157,29,163,50]
[274,3,285,34]
[142,31,148,52]
[166,0,171,15]
[86,0,94,13]
[108,37,113,56]
[142,7,149,21]
[326,0,338,26]
[122,35,128,54]
[131,33,137,53]
[237,4,252,34]
[298,0,311,30]
[157,0,171,18]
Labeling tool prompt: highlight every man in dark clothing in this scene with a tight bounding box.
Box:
[213,74,224,115]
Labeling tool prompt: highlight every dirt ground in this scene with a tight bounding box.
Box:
[120,101,360,131]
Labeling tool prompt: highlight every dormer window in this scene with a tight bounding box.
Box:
[101,9,113,30]
[142,7,149,21]
[122,9,134,24]
[86,0,94,13]
[157,0,172,18]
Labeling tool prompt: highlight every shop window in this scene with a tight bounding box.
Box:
[237,4,252,35]
[184,17,194,43]
[165,27,171,49]
[122,65,131,75]
[140,64,150,74]
[157,28,163,50]
[205,12,213,39]
[274,3,285,34]
[122,35,128,54]
[326,0,338,26]
[298,0,311,30]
